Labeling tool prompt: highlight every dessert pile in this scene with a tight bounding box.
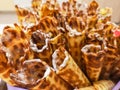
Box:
[0,0,120,89]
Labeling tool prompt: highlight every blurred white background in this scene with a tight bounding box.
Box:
[0,0,120,24]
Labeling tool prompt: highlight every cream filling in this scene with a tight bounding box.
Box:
[81,44,101,54]
[65,22,82,37]
[30,38,49,53]
[52,49,69,72]
[30,30,53,52]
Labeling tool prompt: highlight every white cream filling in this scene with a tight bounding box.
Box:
[30,38,49,53]
[65,22,82,37]
[81,44,101,53]
[52,49,69,72]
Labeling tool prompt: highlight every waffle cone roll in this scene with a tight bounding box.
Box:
[76,80,115,90]
[29,16,65,66]
[31,0,41,10]
[0,39,17,86]
[52,47,90,88]
[76,86,96,90]
[30,30,64,66]
[81,44,105,82]
[100,44,119,79]
[0,47,16,86]
[65,22,86,69]
[87,0,99,16]
[1,24,34,69]
[0,0,120,89]
[15,5,30,26]
[10,59,72,90]
[93,80,115,90]
[30,30,53,66]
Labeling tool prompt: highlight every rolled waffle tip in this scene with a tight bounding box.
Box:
[52,47,90,88]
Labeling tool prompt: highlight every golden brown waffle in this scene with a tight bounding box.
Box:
[52,47,90,88]
[0,0,120,89]
[81,44,105,82]
[11,59,73,90]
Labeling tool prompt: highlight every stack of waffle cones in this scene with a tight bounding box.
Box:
[0,0,119,89]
